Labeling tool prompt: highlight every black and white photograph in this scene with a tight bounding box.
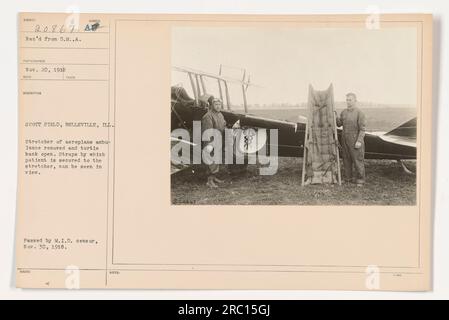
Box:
[170,26,418,205]
[2,2,442,296]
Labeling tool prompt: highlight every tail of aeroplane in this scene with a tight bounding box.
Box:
[385,117,417,138]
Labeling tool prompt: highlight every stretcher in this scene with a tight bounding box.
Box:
[302,84,341,185]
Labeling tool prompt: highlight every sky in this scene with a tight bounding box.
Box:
[172,26,417,106]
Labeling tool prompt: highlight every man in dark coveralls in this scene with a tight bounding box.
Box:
[336,93,367,186]
[201,97,227,188]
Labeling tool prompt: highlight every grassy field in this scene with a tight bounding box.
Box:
[171,107,416,205]
[171,158,416,205]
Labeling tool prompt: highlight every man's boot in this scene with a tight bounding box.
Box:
[213,176,225,184]
[206,176,218,188]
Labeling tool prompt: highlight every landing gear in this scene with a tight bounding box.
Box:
[397,159,415,175]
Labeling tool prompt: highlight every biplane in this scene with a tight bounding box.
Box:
[171,65,416,175]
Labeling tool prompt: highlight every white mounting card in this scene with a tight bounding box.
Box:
[16,13,432,290]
